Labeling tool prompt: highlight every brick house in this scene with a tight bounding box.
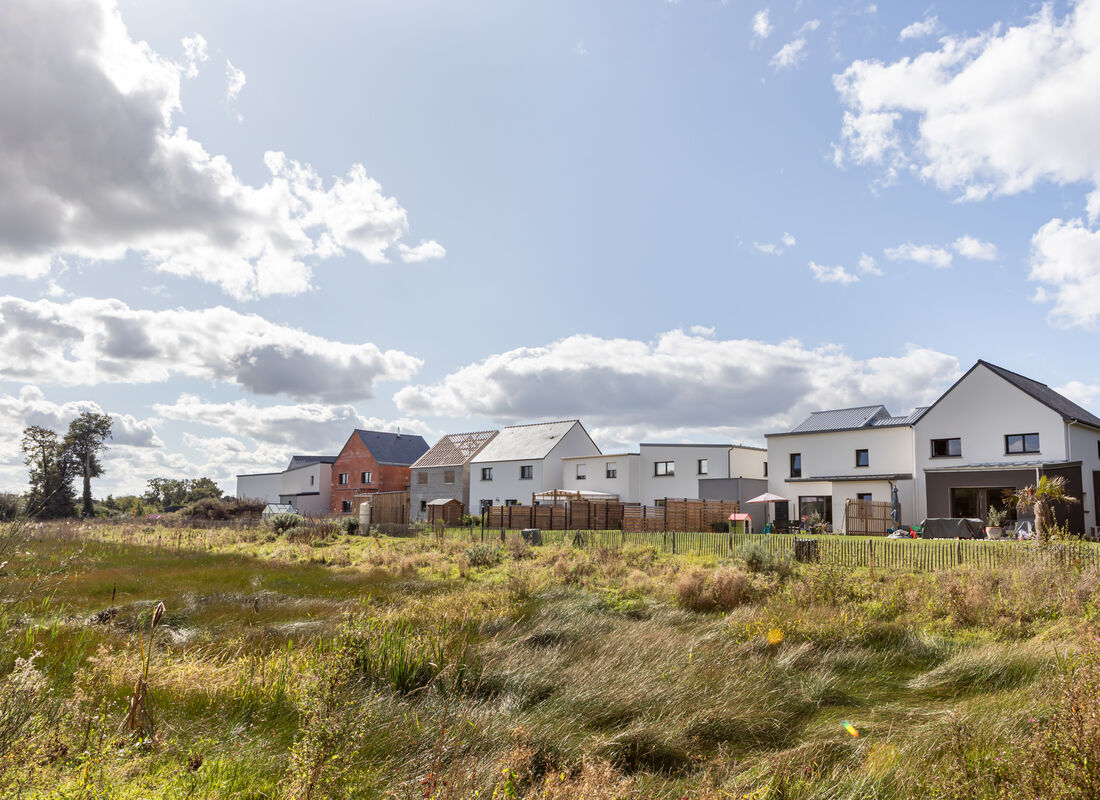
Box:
[330,430,430,514]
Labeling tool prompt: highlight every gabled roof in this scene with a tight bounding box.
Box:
[348,430,430,466]
[286,455,337,470]
[768,404,928,438]
[979,361,1100,430]
[412,430,499,469]
[471,420,597,463]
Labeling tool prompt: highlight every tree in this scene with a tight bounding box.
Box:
[20,426,76,519]
[1007,474,1079,542]
[144,477,224,511]
[64,412,113,517]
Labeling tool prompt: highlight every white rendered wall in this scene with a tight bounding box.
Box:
[728,447,767,479]
[1068,423,1100,535]
[279,463,331,516]
[236,472,283,503]
[638,444,733,504]
[562,454,640,501]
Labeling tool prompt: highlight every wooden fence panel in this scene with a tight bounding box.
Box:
[845,499,894,536]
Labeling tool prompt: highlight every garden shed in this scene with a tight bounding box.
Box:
[426,497,463,526]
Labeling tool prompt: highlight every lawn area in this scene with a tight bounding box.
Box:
[2,519,1100,799]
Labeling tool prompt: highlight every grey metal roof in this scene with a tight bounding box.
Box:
[352,430,430,466]
[980,361,1100,430]
[786,473,913,482]
[412,430,499,469]
[872,407,928,427]
[924,459,1079,472]
[471,420,595,463]
[789,405,889,433]
[286,455,337,470]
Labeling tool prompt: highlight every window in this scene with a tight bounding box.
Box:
[310,475,315,486]
[654,461,675,476]
[338,473,349,486]
[1005,433,1040,454]
[697,458,708,475]
[930,438,962,457]
[576,464,586,480]
[505,499,518,506]
[481,467,493,481]
[443,470,455,484]
[855,449,869,468]
[361,471,372,484]
[606,462,617,479]
[341,500,351,513]
[763,461,768,477]
[420,500,427,512]
[417,473,428,485]
[798,495,833,524]
[857,492,872,503]
[789,453,801,478]
[519,465,533,480]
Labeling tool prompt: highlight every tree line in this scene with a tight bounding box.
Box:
[9,412,225,520]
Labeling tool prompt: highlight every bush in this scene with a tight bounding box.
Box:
[737,543,795,579]
[458,514,480,527]
[464,544,501,567]
[0,493,18,522]
[676,566,756,612]
[340,517,360,535]
[179,497,229,520]
[268,512,303,534]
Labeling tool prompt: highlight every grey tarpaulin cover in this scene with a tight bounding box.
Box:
[919,518,985,539]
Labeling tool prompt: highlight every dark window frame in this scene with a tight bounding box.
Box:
[856,492,872,503]
[790,453,801,478]
[1005,433,1040,455]
[338,472,349,486]
[930,438,962,458]
[481,466,493,481]
[575,463,586,480]
[360,471,371,484]
[519,465,533,480]
[341,500,352,513]
[654,461,675,477]
[606,462,617,479]
[697,458,708,475]
[855,449,869,468]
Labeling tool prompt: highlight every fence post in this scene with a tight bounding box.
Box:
[672,531,677,555]
[956,540,963,566]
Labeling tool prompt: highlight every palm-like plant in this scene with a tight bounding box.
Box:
[1006,475,1078,543]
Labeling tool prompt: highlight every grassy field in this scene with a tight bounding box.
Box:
[2,520,1100,799]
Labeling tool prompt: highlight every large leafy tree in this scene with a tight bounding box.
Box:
[64,412,113,517]
[21,426,77,519]
[1007,474,1079,542]
[144,477,224,510]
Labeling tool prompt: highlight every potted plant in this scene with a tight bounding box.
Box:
[985,505,1007,540]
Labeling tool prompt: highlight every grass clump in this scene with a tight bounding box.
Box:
[676,566,759,612]
[267,512,303,534]
[737,542,795,579]
[464,543,502,567]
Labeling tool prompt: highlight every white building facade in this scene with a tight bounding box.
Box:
[469,420,601,511]
[235,455,335,516]
[637,443,766,505]
[561,453,640,500]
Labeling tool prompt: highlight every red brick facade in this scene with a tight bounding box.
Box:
[330,434,413,514]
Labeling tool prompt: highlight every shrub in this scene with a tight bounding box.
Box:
[464,544,501,567]
[341,517,360,536]
[179,497,230,520]
[506,538,533,560]
[737,543,795,579]
[676,566,756,612]
[268,512,303,534]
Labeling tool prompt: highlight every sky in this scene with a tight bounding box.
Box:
[3,0,1100,497]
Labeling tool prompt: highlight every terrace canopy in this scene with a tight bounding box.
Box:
[746,492,788,528]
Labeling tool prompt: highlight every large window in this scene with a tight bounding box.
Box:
[338,473,349,486]
[855,449,869,468]
[951,487,1016,522]
[697,458,708,475]
[1005,433,1040,454]
[606,462,617,479]
[930,438,962,457]
[443,470,455,484]
[575,464,587,480]
[481,467,493,481]
[789,453,801,478]
[654,461,675,477]
[519,465,533,480]
[798,495,832,524]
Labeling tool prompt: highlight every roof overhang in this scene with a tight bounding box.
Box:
[924,460,1080,473]
[786,473,913,483]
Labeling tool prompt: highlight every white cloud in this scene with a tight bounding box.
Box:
[0,295,421,402]
[1055,379,1100,409]
[689,324,716,337]
[753,232,795,254]
[181,34,208,78]
[898,15,940,41]
[752,9,773,40]
[771,38,808,69]
[0,0,442,299]
[781,231,796,246]
[225,60,246,121]
[1029,217,1100,328]
[952,235,998,260]
[573,40,587,56]
[834,1,1100,209]
[858,252,883,275]
[884,243,954,268]
[809,261,860,284]
[394,330,960,445]
[397,239,447,263]
[798,19,821,34]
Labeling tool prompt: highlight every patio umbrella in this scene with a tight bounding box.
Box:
[891,485,901,528]
[746,492,789,530]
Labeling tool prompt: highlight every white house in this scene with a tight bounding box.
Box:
[913,361,1100,535]
[766,360,1100,535]
[637,443,766,505]
[561,453,640,500]
[766,407,923,532]
[468,420,601,511]
[235,455,335,516]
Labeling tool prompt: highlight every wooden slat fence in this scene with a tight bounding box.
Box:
[621,499,740,533]
[447,527,1100,571]
[486,502,623,531]
[844,499,894,536]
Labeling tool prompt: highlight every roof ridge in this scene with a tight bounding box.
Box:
[808,404,886,414]
[501,420,579,429]
[979,359,1049,386]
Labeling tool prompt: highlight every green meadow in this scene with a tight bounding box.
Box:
[2,520,1100,799]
